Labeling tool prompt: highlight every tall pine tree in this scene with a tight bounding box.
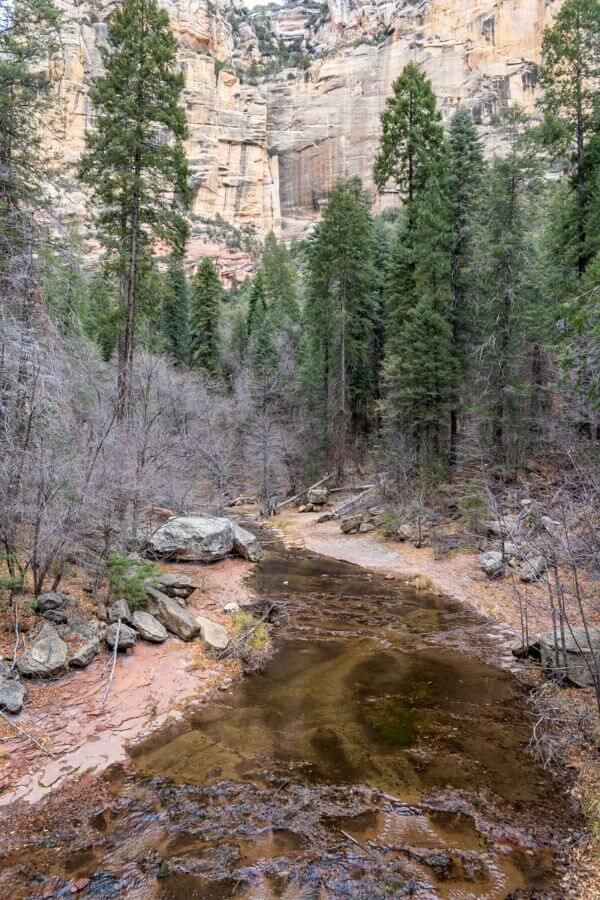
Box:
[162,255,189,365]
[79,0,189,419]
[190,258,222,375]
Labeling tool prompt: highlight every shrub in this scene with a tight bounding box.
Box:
[105,552,159,610]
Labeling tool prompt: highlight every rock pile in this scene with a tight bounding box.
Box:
[340,507,386,535]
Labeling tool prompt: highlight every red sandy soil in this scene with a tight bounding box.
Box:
[0,555,255,808]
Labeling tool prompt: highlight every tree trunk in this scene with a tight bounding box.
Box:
[117,151,142,422]
[575,26,586,278]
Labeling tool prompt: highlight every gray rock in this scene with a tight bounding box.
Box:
[108,599,133,625]
[68,621,100,668]
[484,517,519,539]
[105,622,137,650]
[396,524,413,542]
[341,514,363,534]
[503,542,519,560]
[481,550,504,578]
[145,587,201,641]
[147,516,234,562]
[132,610,167,643]
[36,592,69,614]
[519,554,548,583]
[196,616,229,650]
[224,602,240,613]
[316,512,336,524]
[359,522,376,533]
[307,486,328,506]
[539,628,600,687]
[40,607,69,625]
[17,624,69,677]
[232,523,263,562]
[0,674,25,714]
[156,572,197,599]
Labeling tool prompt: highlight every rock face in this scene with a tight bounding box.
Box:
[132,610,168,643]
[232,523,263,562]
[145,587,202,641]
[49,0,561,258]
[147,516,234,562]
[17,624,69,677]
[539,628,600,688]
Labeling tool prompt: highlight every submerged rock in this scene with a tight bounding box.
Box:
[232,523,263,562]
[17,624,69,677]
[105,622,137,651]
[145,587,201,641]
[132,610,167,643]
[538,627,600,687]
[196,616,229,650]
[147,516,234,562]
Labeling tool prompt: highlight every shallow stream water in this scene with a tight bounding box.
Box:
[0,546,576,898]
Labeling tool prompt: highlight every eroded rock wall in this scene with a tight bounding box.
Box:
[49,0,560,258]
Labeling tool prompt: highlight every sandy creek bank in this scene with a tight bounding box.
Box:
[0,520,584,899]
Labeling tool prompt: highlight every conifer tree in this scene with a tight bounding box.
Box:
[374,62,445,204]
[162,255,189,365]
[0,0,61,315]
[79,0,189,419]
[382,298,456,456]
[537,0,600,276]
[446,108,485,460]
[260,232,300,328]
[247,271,267,336]
[190,258,222,375]
[302,177,376,469]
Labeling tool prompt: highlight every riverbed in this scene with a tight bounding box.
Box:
[0,545,578,898]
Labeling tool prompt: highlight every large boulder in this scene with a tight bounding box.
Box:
[17,624,69,677]
[132,610,167,643]
[196,616,229,651]
[156,572,197,600]
[105,622,137,651]
[36,592,70,614]
[307,487,328,506]
[232,523,263,562]
[146,516,234,562]
[145,587,201,641]
[0,663,25,714]
[108,599,133,625]
[519,554,548,583]
[68,621,101,668]
[539,628,600,687]
[481,551,504,578]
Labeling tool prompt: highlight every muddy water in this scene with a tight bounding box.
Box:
[0,549,576,898]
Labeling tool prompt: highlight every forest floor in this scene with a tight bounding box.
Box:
[276,506,600,900]
[0,555,255,808]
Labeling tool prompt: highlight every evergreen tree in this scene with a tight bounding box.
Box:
[382,298,456,456]
[302,177,376,469]
[79,0,189,419]
[247,271,267,335]
[537,0,600,276]
[0,0,61,315]
[373,62,445,204]
[474,109,544,462]
[446,108,485,460]
[162,255,189,365]
[260,232,300,328]
[190,258,222,375]
[413,168,453,309]
[83,274,120,362]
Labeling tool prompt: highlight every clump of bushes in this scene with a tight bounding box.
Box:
[105,551,159,610]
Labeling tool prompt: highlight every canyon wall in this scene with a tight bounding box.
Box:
[51,0,560,268]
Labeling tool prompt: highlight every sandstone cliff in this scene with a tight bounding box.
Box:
[49,0,560,268]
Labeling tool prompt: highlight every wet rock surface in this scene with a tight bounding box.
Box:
[0,548,578,898]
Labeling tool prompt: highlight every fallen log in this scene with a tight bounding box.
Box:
[277,473,335,511]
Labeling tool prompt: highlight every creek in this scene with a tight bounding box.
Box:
[0,545,576,898]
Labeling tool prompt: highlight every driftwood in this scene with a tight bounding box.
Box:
[340,829,379,859]
[328,484,375,495]
[100,618,121,712]
[333,485,377,518]
[0,711,56,758]
[277,473,335,511]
